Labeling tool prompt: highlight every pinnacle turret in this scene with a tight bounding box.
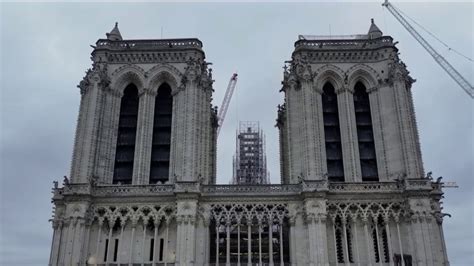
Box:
[106,22,122,41]
[368,18,383,39]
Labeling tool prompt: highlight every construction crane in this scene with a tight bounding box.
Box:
[383,0,474,98]
[217,73,238,136]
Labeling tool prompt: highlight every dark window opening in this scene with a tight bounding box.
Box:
[149,238,154,261]
[371,216,390,263]
[103,239,109,262]
[354,82,378,181]
[334,216,353,263]
[150,83,172,184]
[113,84,139,184]
[322,83,344,182]
[159,238,164,261]
[394,254,413,266]
[209,218,290,264]
[113,239,119,262]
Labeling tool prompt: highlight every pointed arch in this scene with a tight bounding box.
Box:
[314,65,345,92]
[111,69,146,95]
[346,64,380,92]
[322,82,344,182]
[149,82,173,184]
[113,84,139,184]
[146,64,183,94]
[353,81,378,181]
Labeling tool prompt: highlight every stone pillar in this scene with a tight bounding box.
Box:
[289,217,296,266]
[133,88,156,184]
[410,215,427,265]
[392,79,423,179]
[70,218,86,265]
[170,66,212,182]
[336,86,362,182]
[285,80,304,183]
[176,198,198,265]
[194,214,210,266]
[362,216,373,266]
[49,220,63,266]
[102,90,122,184]
[306,215,318,265]
[317,215,330,266]
[304,198,328,266]
[367,87,389,181]
[420,215,433,265]
[300,77,321,180]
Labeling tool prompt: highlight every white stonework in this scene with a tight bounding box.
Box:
[50,22,449,266]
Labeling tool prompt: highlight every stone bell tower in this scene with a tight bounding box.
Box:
[278,18,424,184]
[70,23,217,186]
[277,19,449,265]
[49,23,217,266]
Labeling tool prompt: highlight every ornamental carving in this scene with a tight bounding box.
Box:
[184,57,202,82]
[76,62,111,94]
[89,204,177,226]
[291,55,314,82]
[326,201,408,222]
[386,59,416,89]
[210,203,290,224]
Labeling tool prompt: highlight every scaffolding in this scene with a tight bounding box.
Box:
[232,121,269,184]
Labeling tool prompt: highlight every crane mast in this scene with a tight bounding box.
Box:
[217,73,238,136]
[383,0,473,98]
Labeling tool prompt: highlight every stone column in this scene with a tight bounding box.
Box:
[367,87,389,181]
[175,216,183,265]
[285,80,304,183]
[288,217,296,266]
[133,88,156,184]
[342,218,350,266]
[103,90,123,183]
[362,217,373,266]
[318,215,330,266]
[420,215,433,265]
[383,216,394,266]
[71,218,86,265]
[395,217,405,266]
[410,215,426,265]
[176,198,198,265]
[392,79,423,179]
[49,220,63,266]
[306,215,318,265]
[71,70,108,183]
[300,77,319,180]
[336,86,362,182]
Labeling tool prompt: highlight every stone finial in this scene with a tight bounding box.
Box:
[368,18,383,39]
[106,22,123,41]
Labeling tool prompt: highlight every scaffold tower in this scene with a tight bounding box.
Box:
[232,121,269,184]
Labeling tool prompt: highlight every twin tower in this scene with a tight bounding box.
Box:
[49,21,449,266]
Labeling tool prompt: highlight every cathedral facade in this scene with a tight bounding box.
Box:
[49,21,449,266]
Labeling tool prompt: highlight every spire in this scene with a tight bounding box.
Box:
[367,18,383,39]
[106,22,122,41]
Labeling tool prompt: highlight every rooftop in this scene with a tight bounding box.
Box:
[93,23,203,52]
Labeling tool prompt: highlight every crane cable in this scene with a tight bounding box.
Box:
[391,4,473,63]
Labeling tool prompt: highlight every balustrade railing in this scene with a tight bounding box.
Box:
[54,180,412,198]
[95,38,203,50]
[294,36,394,50]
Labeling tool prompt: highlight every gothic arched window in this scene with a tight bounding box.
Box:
[353,82,378,181]
[150,83,172,184]
[322,82,344,181]
[113,84,139,184]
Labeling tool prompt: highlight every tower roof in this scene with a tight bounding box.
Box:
[368,18,383,39]
[106,22,123,41]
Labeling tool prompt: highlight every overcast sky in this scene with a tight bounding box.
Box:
[1,1,472,265]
